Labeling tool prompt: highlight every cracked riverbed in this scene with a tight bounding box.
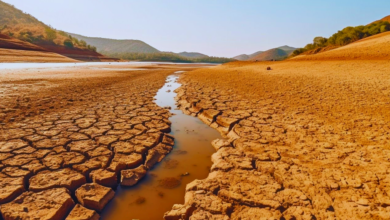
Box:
[101,72,222,219]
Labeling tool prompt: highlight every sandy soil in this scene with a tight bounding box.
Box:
[0,64,206,219]
[164,34,390,219]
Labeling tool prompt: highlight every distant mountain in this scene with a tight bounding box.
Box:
[233,45,296,61]
[233,54,250,61]
[68,33,160,54]
[277,45,296,53]
[249,48,288,61]
[178,52,208,59]
[249,51,264,57]
[233,51,263,60]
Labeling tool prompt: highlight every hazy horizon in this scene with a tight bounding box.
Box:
[3,0,390,57]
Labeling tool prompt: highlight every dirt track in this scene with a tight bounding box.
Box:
[165,60,390,219]
[0,64,202,219]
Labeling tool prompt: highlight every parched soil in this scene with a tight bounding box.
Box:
[165,59,390,219]
[0,64,200,219]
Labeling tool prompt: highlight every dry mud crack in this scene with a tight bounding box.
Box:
[2,60,390,220]
[164,61,390,220]
[0,67,184,220]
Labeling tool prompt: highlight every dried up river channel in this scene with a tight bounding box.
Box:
[101,72,221,219]
[0,63,220,220]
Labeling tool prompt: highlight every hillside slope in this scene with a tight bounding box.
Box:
[0,48,77,62]
[277,45,296,53]
[233,51,263,60]
[178,52,208,59]
[292,16,390,57]
[370,15,390,24]
[233,54,250,60]
[233,46,295,61]
[292,31,390,60]
[249,48,288,61]
[0,33,78,62]
[68,33,160,54]
[0,33,46,51]
[0,1,113,61]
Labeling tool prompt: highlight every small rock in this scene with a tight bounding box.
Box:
[120,165,147,186]
[90,169,117,188]
[75,183,115,212]
[66,204,100,220]
[163,204,194,220]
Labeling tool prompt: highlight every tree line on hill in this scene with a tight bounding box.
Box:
[1,24,97,52]
[105,52,236,63]
[292,21,390,56]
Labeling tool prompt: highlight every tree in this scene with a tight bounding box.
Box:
[380,23,390,33]
[313,37,327,46]
[45,27,57,41]
[79,40,87,47]
[63,39,74,48]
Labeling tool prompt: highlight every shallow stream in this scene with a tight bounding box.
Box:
[101,72,221,219]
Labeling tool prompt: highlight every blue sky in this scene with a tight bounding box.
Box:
[3,0,390,57]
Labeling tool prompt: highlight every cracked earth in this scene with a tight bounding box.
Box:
[1,59,390,220]
[165,60,390,220]
[0,64,202,220]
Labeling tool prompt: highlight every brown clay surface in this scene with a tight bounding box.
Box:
[166,34,390,219]
[0,63,206,219]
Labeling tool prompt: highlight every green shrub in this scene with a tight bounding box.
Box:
[63,39,74,48]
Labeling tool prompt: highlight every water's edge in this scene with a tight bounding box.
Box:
[101,72,222,219]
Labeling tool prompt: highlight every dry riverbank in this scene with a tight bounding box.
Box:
[0,63,207,219]
[165,58,390,219]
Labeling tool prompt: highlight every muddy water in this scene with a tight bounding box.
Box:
[101,73,221,220]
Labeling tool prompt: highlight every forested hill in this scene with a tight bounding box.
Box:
[177,52,208,58]
[233,46,296,61]
[67,33,160,54]
[292,15,390,56]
